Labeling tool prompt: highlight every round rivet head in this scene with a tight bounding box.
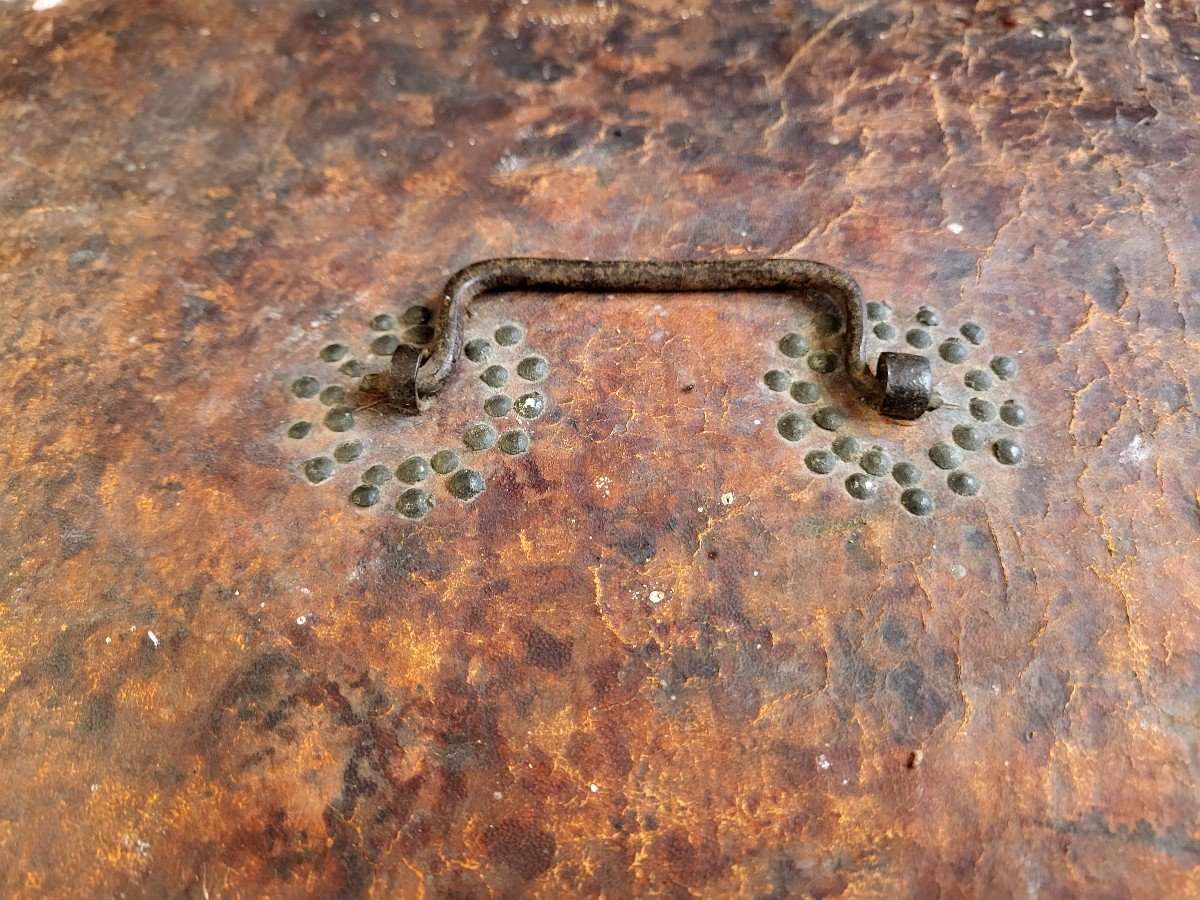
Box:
[370,314,396,331]
[874,322,898,340]
[764,370,791,391]
[867,301,889,321]
[892,461,921,486]
[515,392,545,419]
[939,338,970,364]
[403,305,432,325]
[845,472,879,500]
[484,395,513,417]
[952,424,985,451]
[808,351,837,374]
[991,355,1019,380]
[901,488,935,516]
[480,365,509,388]
[349,485,381,507]
[362,464,393,486]
[291,376,320,399]
[929,442,963,470]
[994,438,1024,465]
[464,339,492,363]
[464,422,498,451]
[777,411,810,441]
[832,436,861,462]
[906,328,932,349]
[960,322,987,345]
[334,440,365,462]
[969,398,997,421]
[405,325,434,344]
[303,457,335,484]
[340,359,366,377]
[499,429,530,455]
[397,488,434,519]
[790,380,819,404]
[813,312,842,336]
[1000,400,1028,427]
[396,456,430,483]
[779,333,809,358]
[517,356,549,381]
[321,343,350,362]
[947,470,981,496]
[323,407,355,432]
[430,450,460,474]
[288,421,313,439]
[495,324,523,346]
[372,334,400,355]
[805,449,837,474]
[813,406,845,431]
[860,448,892,476]
[449,469,486,500]
[319,385,345,406]
[917,307,940,327]
[965,369,993,392]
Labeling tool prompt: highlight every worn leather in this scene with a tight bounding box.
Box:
[2,0,1198,895]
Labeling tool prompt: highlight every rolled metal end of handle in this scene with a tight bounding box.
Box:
[384,344,426,414]
[359,345,431,414]
[875,351,934,420]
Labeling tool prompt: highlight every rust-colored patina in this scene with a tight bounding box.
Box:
[375,257,935,418]
[2,0,1199,896]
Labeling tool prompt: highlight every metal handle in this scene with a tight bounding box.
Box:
[370,258,937,420]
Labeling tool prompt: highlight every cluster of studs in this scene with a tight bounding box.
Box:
[763,301,1028,516]
[285,308,548,519]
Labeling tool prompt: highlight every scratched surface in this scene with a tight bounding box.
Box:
[2,0,1200,896]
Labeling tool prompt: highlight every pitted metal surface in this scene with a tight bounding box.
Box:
[286,285,1026,521]
[284,307,549,517]
[763,299,1030,515]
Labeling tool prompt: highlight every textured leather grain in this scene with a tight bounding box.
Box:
[1,0,1198,895]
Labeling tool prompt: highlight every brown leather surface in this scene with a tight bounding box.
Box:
[3,0,1199,896]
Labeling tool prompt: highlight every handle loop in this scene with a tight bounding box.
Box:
[374,258,936,420]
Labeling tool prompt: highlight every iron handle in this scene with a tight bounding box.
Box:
[371,258,938,420]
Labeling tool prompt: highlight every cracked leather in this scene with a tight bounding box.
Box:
[1,0,1198,896]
